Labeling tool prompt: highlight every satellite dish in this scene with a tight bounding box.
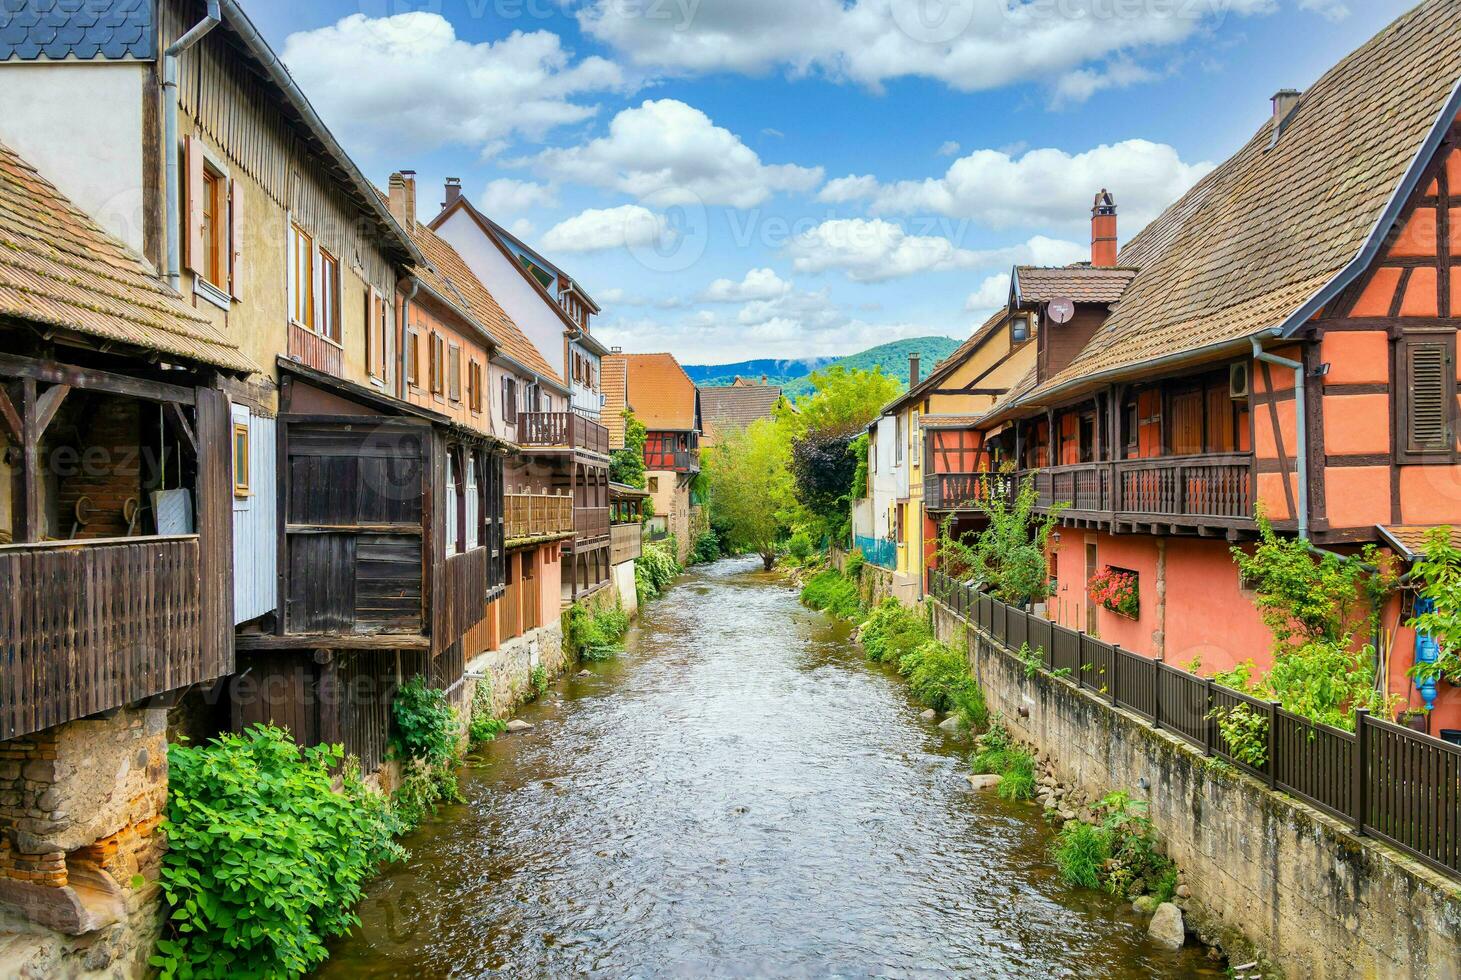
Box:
[1048,298,1076,324]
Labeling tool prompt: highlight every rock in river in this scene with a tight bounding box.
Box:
[1148,902,1186,950]
[968,774,1003,791]
[920,708,937,721]
[505,719,535,733]
[937,715,963,732]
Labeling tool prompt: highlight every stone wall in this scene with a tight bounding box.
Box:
[462,620,568,722]
[931,601,1461,980]
[831,548,904,610]
[0,706,169,978]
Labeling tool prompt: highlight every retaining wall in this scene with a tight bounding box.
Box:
[931,601,1461,979]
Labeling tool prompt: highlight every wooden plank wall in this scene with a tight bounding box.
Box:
[195,387,235,680]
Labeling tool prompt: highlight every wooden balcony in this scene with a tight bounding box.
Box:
[517,411,610,456]
[505,493,573,542]
[645,450,699,473]
[611,521,643,565]
[575,505,611,545]
[1027,453,1255,533]
[0,536,225,740]
[924,472,1017,512]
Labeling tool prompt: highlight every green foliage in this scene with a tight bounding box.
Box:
[635,538,682,604]
[860,598,930,664]
[1050,791,1174,899]
[1407,526,1461,686]
[689,530,722,565]
[938,475,1066,607]
[779,336,963,398]
[1210,702,1269,767]
[391,759,461,832]
[969,724,1034,800]
[468,715,507,747]
[800,568,864,620]
[996,750,1035,801]
[567,604,631,662]
[610,410,648,489]
[390,675,459,768]
[529,665,549,699]
[849,432,869,501]
[787,531,814,562]
[843,548,865,580]
[1052,821,1110,891]
[899,640,979,720]
[703,417,796,569]
[154,728,405,979]
[1228,513,1401,730]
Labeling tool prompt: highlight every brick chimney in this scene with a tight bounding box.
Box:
[909,352,921,388]
[388,171,417,233]
[1271,89,1302,123]
[1091,189,1117,267]
[443,176,462,209]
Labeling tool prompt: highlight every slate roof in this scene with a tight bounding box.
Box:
[0,139,256,373]
[1017,0,1461,405]
[602,354,628,449]
[0,0,154,62]
[699,383,782,441]
[1013,265,1138,305]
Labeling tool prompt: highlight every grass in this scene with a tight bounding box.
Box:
[568,605,632,662]
[800,568,864,621]
[970,723,1036,801]
[1052,821,1110,890]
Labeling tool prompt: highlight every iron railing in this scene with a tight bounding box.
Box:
[853,535,897,570]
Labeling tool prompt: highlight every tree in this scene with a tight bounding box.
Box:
[703,418,795,571]
[611,410,647,489]
[937,475,1064,607]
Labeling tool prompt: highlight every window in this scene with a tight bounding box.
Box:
[375,295,390,378]
[895,415,904,465]
[185,138,239,300]
[448,344,462,402]
[502,376,518,424]
[468,361,483,413]
[200,169,223,289]
[289,224,314,329]
[1396,333,1458,461]
[319,249,341,343]
[910,412,921,465]
[232,423,250,498]
[648,476,659,493]
[405,330,421,388]
[1012,314,1030,344]
[429,333,445,395]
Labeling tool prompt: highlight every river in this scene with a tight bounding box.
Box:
[320,557,1217,977]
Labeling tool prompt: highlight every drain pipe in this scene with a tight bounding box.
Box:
[1251,333,1308,540]
[398,277,420,399]
[163,1,221,291]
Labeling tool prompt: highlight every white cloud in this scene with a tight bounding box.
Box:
[937,140,961,157]
[539,205,668,253]
[281,14,625,155]
[831,140,1212,232]
[479,178,557,216]
[964,274,1011,314]
[506,217,536,239]
[1300,0,1350,21]
[525,99,823,208]
[700,267,793,302]
[785,219,1084,283]
[577,0,1289,102]
[1052,58,1160,107]
[817,174,881,204]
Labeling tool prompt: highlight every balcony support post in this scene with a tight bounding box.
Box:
[1251,334,1308,539]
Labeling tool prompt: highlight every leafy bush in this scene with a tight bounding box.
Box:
[529,665,549,700]
[155,727,405,979]
[899,641,970,714]
[689,530,721,565]
[1209,701,1269,767]
[859,598,931,664]
[390,675,459,767]
[787,531,814,562]
[636,539,681,604]
[800,568,863,620]
[843,549,865,580]
[1052,821,1109,890]
[392,759,461,831]
[1050,791,1174,899]
[969,724,1033,800]
[937,476,1066,607]
[468,715,507,747]
[567,604,631,661]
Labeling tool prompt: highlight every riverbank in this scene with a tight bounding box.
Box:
[319,556,1218,976]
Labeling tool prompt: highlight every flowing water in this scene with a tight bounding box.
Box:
[321,557,1218,978]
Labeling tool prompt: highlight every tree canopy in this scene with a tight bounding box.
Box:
[702,418,795,570]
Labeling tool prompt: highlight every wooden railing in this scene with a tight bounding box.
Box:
[505,493,573,542]
[1026,453,1255,529]
[927,570,1461,882]
[288,322,342,376]
[0,536,217,740]
[646,450,698,472]
[611,522,642,565]
[924,472,1016,512]
[516,411,610,456]
[575,506,611,543]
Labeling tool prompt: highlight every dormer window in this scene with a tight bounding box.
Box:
[1012,314,1031,344]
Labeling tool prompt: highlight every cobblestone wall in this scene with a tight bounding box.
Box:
[931,601,1461,979]
[463,620,568,722]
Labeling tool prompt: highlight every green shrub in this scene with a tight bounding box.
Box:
[567,604,631,662]
[154,727,405,979]
[996,751,1036,801]
[389,675,464,829]
[529,665,549,700]
[843,549,865,580]
[899,640,969,713]
[636,539,681,604]
[465,678,506,748]
[800,568,863,620]
[1052,821,1110,890]
[859,598,931,664]
[787,531,814,562]
[969,724,1034,800]
[689,530,721,565]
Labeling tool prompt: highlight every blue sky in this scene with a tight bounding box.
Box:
[244,0,1414,366]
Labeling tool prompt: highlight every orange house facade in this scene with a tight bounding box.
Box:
[940,4,1461,737]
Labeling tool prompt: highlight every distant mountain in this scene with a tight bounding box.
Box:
[688,337,962,398]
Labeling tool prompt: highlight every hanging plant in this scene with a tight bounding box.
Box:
[1088,566,1140,620]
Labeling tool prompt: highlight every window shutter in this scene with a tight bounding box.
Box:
[184,137,205,273]
[1407,341,1453,453]
[228,179,244,298]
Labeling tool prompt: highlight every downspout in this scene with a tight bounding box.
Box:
[164,0,221,291]
[398,278,420,400]
[1251,333,1308,540]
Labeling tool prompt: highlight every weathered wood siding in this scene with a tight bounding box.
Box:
[232,404,277,624]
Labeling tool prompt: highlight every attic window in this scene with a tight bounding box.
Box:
[1012,315,1030,344]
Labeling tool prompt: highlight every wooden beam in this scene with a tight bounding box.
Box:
[0,385,20,445]
[34,384,70,437]
[0,352,195,405]
[234,633,431,651]
[166,403,197,457]
[16,379,40,542]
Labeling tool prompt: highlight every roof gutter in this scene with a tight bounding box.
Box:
[1278,74,1461,338]
[163,0,220,291]
[491,352,570,397]
[397,276,419,400]
[214,0,424,267]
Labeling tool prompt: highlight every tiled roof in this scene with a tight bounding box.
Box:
[0,0,154,61]
[1024,0,1461,402]
[0,140,256,373]
[885,309,1007,414]
[921,415,986,429]
[699,383,782,439]
[1378,525,1461,561]
[602,354,628,449]
[400,214,561,384]
[1014,265,1138,305]
[616,352,698,432]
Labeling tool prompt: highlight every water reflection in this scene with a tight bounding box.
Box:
[320,557,1215,978]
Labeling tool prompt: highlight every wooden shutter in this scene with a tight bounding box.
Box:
[1405,339,1454,455]
[185,137,205,273]
[228,179,244,298]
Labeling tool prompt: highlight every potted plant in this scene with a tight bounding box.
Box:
[1395,707,1430,734]
[1088,566,1140,620]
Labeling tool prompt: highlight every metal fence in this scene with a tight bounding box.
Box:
[927,568,1461,882]
[853,535,897,570]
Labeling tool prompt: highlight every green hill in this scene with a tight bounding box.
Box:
[779,337,962,398]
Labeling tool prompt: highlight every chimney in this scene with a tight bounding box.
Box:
[388,171,417,233]
[611,346,623,354]
[1271,88,1302,123]
[443,176,462,209]
[760,374,767,386]
[1091,189,1118,267]
[909,353,921,388]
